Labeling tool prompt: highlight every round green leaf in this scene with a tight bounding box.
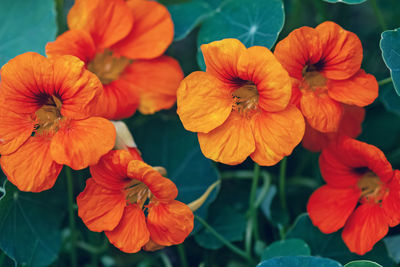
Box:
[384,235,400,264]
[380,28,400,96]
[0,0,57,66]
[261,238,311,260]
[196,0,284,70]
[380,84,400,117]
[286,214,395,266]
[344,260,382,267]
[257,256,342,267]
[168,0,214,41]
[130,114,220,233]
[323,0,366,4]
[0,180,66,266]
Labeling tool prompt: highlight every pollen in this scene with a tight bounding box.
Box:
[34,95,63,135]
[87,49,131,85]
[124,179,152,208]
[300,65,327,95]
[357,172,388,204]
[232,82,259,115]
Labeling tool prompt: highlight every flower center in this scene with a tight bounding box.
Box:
[300,65,327,95]
[357,172,388,204]
[34,95,62,135]
[232,82,259,115]
[124,179,152,208]
[87,49,131,85]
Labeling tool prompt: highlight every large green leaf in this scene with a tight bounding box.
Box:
[323,0,366,4]
[0,0,57,66]
[380,28,400,95]
[344,260,382,267]
[196,0,284,69]
[257,256,342,267]
[129,114,220,233]
[380,84,400,117]
[261,238,311,260]
[286,214,395,266]
[0,179,66,266]
[384,235,400,263]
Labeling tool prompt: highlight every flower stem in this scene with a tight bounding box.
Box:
[195,215,254,264]
[279,157,288,216]
[160,252,173,267]
[66,167,78,267]
[177,243,189,267]
[370,0,387,31]
[245,163,260,255]
[378,77,392,86]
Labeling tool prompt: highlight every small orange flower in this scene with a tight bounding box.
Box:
[274,21,378,133]
[307,137,400,255]
[0,52,116,192]
[302,105,365,152]
[46,0,183,119]
[177,38,305,166]
[77,150,194,253]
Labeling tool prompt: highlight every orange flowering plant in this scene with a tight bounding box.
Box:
[1,0,400,266]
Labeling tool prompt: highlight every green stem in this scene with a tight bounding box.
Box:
[378,77,392,86]
[255,172,271,209]
[245,164,260,255]
[279,157,288,214]
[66,167,78,267]
[370,0,387,31]
[221,170,254,180]
[177,243,189,267]
[76,239,109,255]
[160,252,173,267]
[0,251,5,267]
[195,215,254,264]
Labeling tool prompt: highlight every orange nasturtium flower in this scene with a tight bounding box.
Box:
[46,0,183,119]
[274,21,378,134]
[0,52,116,192]
[77,150,194,253]
[307,137,400,255]
[177,39,305,166]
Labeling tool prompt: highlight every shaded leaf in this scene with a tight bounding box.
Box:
[384,235,400,264]
[261,238,311,260]
[257,256,342,267]
[323,0,366,4]
[344,260,382,267]
[380,28,400,95]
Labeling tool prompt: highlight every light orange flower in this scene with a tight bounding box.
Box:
[0,52,116,192]
[77,150,194,253]
[177,39,305,166]
[46,0,183,119]
[274,21,378,133]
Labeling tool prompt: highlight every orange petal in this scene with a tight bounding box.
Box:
[342,204,389,255]
[105,204,150,253]
[46,30,96,64]
[316,21,362,80]
[142,239,165,252]
[50,118,116,170]
[0,105,34,155]
[67,0,133,49]
[328,70,378,107]
[307,185,359,234]
[147,200,194,246]
[51,55,103,120]
[1,136,62,192]
[91,150,136,191]
[300,90,343,133]
[236,46,292,112]
[177,71,232,133]
[201,38,246,83]
[91,78,139,120]
[122,56,183,114]
[111,0,173,59]
[250,105,305,166]
[274,26,322,80]
[77,178,126,232]
[127,160,178,201]
[198,111,255,165]
[383,171,400,227]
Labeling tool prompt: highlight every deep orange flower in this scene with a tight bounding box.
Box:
[274,21,378,133]
[177,39,305,166]
[302,105,365,152]
[307,137,400,255]
[46,0,183,119]
[77,150,194,253]
[0,52,116,192]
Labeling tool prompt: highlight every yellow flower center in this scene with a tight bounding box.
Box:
[300,65,327,95]
[124,179,152,208]
[357,172,388,204]
[232,82,259,115]
[34,95,63,135]
[87,49,131,85]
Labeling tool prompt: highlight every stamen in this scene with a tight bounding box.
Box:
[34,95,63,135]
[357,172,388,204]
[124,180,152,207]
[300,64,327,94]
[232,82,259,116]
